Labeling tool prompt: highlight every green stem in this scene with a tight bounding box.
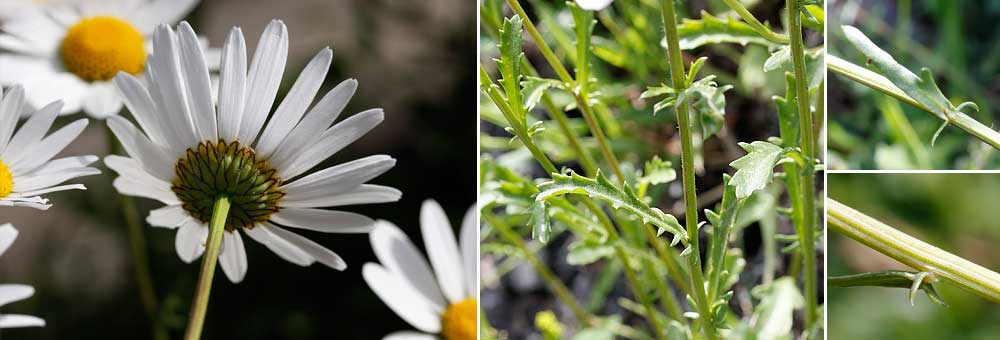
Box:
[827,199,1000,302]
[482,210,593,324]
[107,127,169,340]
[183,197,230,340]
[720,0,790,44]
[828,55,1000,150]
[479,66,560,174]
[786,0,818,328]
[658,1,716,339]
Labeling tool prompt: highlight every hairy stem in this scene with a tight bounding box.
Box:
[827,199,1000,303]
[659,0,716,338]
[787,0,819,328]
[183,197,230,340]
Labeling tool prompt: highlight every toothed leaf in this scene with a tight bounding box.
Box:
[729,141,786,199]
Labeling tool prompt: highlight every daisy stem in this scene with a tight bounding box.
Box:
[108,128,168,340]
[482,209,593,326]
[183,197,230,340]
[787,0,819,328]
[658,0,716,339]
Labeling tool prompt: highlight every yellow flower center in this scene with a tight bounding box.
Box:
[59,16,146,82]
[440,298,477,340]
[0,160,12,198]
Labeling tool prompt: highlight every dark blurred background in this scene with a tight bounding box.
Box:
[828,0,1000,169]
[828,173,1000,339]
[0,0,476,339]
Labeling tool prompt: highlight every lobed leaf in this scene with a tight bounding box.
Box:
[675,11,781,50]
[828,270,947,306]
[531,170,687,245]
[729,141,786,199]
[497,16,527,123]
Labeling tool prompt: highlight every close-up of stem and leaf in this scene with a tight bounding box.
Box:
[828,173,1000,339]
[827,0,1000,169]
[480,0,824,338]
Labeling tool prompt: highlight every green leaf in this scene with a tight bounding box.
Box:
[675,11,781,50]
[567,238,615,265]
[841,25,976,122]
[749,277,803,340]
[774,73,799,148]
[531,170,687,244]
[497,16,526,123]
[729,141,785,199]
[686,76,732,139]
[763,46,789,72]
[638,156,677,186]
[521,77,564,112]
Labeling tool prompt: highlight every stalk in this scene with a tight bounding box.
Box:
[658,0,716,339]
[786,0,819,328]
[482,210,593,324]
[828,55,1000,150]
[183,197,230,340]
[108,128,169,340]
[827,199,1000,302]
[479,66,559,174]
[720,0,790,44]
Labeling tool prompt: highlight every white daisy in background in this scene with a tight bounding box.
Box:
[0,224,45,329]
[105,20,400,283]
[0,0,211,118]
[0,85,101,209]
[363,200,477,340]
[576,0,613,11]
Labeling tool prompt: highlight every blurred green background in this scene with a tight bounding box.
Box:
[828,0,1000,170]
[0,0,475,339]
[828,173,1000,339]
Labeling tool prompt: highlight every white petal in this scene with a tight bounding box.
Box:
[0,284,33,307]
[147,205,189,229]
[9,184,85,198]
[280,155,396,202]
[383,332,437,340]
[2,100,60,163]
[270,208,374,233]
[0,85,24,150]
[12,167,101,192]
[460,204,478,298]
[177,22,218,141]
[0,224,16,256]
[238,20,288,144]
[268,79,357,169]
[280,184,401,208]
[113,73,169,145]
[420,200,464,303]
[264,223,345,270]
[131,0,199,34]
[20,73,88,115]
[105,155,177,204]
[175,219,207,263]
[576,0,614,11]
[10,118,88,175]
[81,82,124,119]
[219,231,248,283]
[106,116,175,180]
[31,155,99,175]
[243,224,312,266]
[370,221,446,311]
[256,48,332,157]
[148,25,197,156]
[281,109,384,179]
[217,27,247,141]
[0,314,45,328]
[362,263,441,333]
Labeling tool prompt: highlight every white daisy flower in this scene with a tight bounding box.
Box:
[0,0,208,118]
[576,0,613,11]
[105,20,401,283]
[363,200,477,340]
[0,85,101,210]
[0,224,45,329]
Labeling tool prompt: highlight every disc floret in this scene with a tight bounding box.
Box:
[172,140,284,231]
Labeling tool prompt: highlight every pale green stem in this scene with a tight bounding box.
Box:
[827,199,1000,303]
[183,197,230,340]
[787,0,818,328]
[658,0,716,339]
[720,0,790,44]
[482,210,593,324]
[479,66,560,174]
[828,55,1000,150]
